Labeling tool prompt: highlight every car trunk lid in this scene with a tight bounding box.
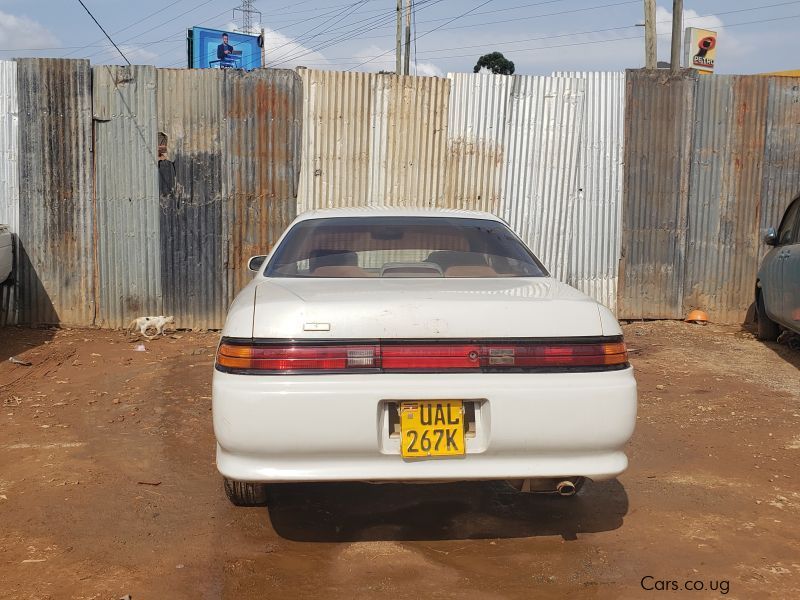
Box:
[252,278,604,339]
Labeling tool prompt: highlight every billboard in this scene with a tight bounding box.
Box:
[188,27,262,70]
[684,27,717,74]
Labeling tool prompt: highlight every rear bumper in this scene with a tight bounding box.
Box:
[212,368,637,483]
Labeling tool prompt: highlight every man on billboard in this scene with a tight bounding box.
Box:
[217,33,234,65]
[190,26,260,70]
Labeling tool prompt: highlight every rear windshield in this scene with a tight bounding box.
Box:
[266,216,548,278]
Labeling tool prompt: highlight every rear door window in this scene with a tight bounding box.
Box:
[266,216,548,278]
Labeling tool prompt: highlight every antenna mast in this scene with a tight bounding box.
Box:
[233,0,261,33]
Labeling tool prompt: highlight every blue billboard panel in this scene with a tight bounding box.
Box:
[191,27,262,70]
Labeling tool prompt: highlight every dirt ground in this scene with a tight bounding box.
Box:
[0,321,798,600]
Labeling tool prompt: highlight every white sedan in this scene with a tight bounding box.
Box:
[213,208,637,505]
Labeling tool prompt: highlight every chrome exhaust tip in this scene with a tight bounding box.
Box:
[556,480,577,497]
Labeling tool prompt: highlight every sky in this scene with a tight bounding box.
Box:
[0,0,798,75]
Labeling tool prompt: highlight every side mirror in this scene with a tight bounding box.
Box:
[247,255,267,273]
[764,227,778,246]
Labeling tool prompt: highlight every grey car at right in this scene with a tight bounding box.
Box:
[756,195,800,340]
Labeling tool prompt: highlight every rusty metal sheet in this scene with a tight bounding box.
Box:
[298,70,449,212]
[157,67,301,329]
[93,65,161,328]
[684,75,769,323]
[16,58,95,326]
[619,69,696,320]
[622,70,800,323]
[224,68,302,300]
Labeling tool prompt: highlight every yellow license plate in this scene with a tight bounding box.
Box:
[400,400,465,458]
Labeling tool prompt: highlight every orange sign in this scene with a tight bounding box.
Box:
[684,28,717,73]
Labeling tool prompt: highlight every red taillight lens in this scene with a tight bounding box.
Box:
[216,343,379,371]
[381,344,481,369]
[216,340,628,373]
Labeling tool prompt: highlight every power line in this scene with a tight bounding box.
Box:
[348,0,494,71]
[255,0,422,70]
[366,11,800,64]
[277,0,633,50]
[182,2,377,70]
[155,7,800,72]
[264,5,800,69]
[78,0,800,71]
[75,0,131,65]
[63,0,187,58]
[274,0,563,49]
[271,0,561,70]
[266,0,381,16]
[266,0,445,68]
[88,4,237,64]
[377,0,641,41]
[266,2,404,66]
[265,0,375,66]
[81,0,220,61]
[403,0,800,58]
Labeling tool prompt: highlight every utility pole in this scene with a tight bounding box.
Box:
[404,0,412,75]
[396,0,403,75]
[261,27,266,67]
[670,0,683,72]
[644,0,656,69]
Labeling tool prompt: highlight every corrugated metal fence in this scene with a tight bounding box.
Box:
[5,61,793,328]
[0,63,629,327]
[1,60,301,329]
[96,66,301,328]
[621,69,800,323]
[298,69,625,309]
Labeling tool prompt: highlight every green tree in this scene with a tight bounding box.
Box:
[473,52,515,75]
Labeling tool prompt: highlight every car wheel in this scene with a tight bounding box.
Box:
[223,478,271,506]
[756,291,780,341]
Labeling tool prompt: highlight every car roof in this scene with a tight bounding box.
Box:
[294,206,505,223]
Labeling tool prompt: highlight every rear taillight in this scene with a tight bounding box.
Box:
[216,343,379,371]
[381,344,481,369]
[216,340,628,373]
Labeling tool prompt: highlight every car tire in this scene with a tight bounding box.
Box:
[223,478,271,507]
[756,291,780,341]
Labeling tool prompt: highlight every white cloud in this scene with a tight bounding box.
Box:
[351,43,394,72]
[413,61,443,77]
[349,43,443,76]
[0,9,58,49]
[94,42,158,65]
[265,30,330,69]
